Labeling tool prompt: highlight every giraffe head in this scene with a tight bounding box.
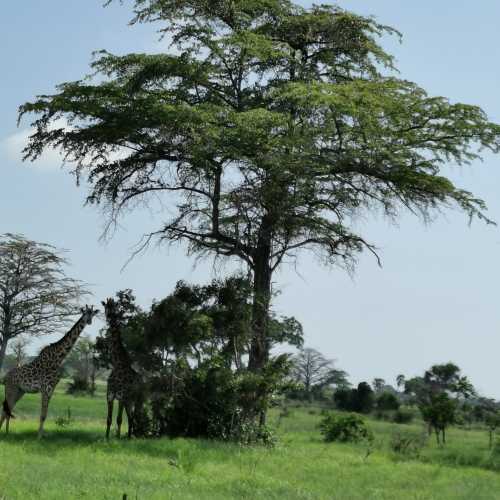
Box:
[80,305,99,325]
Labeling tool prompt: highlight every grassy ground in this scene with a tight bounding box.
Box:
[1,384,500,499]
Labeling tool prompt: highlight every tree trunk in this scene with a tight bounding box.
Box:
[247,223,273,427]
[248,241,272,373]
[0,338,8,373]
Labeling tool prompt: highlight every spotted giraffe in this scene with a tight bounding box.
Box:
[0,305,99,438]
[102,298,141,439]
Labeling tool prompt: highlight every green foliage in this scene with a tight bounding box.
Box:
[334,382,375,414]
[93,279,300,441]
[54,407,73,428]
[390,430,427,459]
[421,393,457,445]
[20,0,500,381]
[376,392,400,412]
[404,363,475,445]
[289,347,347,402]
[484,410,500,449]
[392,408,414,425]
[320,413,373,444]
[66,377,93,395]
[149,354,289,444]
[0,233,89,372]
[423,363,476,399]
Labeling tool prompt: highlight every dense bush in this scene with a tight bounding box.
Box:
[94,280,301,442]
[319,413,373,443]
[377,392,400,411]
[392,408,414,424]
[390,430,427,459]
[333,382,375,414]
[66,376,94,395]
[149,355,289,445]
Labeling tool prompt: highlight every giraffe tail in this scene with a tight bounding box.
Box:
[2,399,14,418]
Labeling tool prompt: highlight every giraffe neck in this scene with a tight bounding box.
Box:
[49,314,87,364]
[108,318,130,368]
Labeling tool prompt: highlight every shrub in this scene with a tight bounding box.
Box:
[390,430,427,459]
[374,409,392,421]
[333,383,374,414]
[333,388,353,411]
[319,413,373,443]
[148,355,289,445]
[376,392,400,411]
[392,408,414,424]
[54,407,73,428]
[279,406,292,418]
[66,376,93,395]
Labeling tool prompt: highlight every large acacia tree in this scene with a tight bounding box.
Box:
[19,1,500,374]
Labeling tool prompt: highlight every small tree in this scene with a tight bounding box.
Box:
[396,374,406,392]
[377,392,400,412]
[485,412,500,449]
[8,336,31,367]
[421,393,456,445]
[372,378,386,393]
[355,382,375,414]
[406,363,475,443]
[424,363,475,399]
[0,233,88,372]
[334,382,374,414]
[291,348,341,401]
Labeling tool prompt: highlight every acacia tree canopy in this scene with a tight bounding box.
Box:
[19,1,500,374]
[0,233,89,371]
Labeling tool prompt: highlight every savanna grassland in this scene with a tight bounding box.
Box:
[1,383,500,499]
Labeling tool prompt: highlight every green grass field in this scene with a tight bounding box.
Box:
[1,383,500,499]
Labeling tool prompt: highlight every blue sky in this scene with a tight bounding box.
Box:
[2,2,500,396]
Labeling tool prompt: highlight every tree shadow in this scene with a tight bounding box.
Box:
[0,427,257,464]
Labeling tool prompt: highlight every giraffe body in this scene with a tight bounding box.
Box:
[102,298,141,439]
[0,305,98,437]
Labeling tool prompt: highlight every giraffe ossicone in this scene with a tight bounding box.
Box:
[0,305,99,438]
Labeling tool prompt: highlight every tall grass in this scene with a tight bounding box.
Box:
[1,385,500,499]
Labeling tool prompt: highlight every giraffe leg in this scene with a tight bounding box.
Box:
[38,391,51,439]
[125,402,133,439]
[116,401,124,439]
[106,398,114,440]
[1,386,24,435]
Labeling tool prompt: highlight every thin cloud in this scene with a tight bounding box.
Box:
[1,119,69,172]
[1,118,129,172]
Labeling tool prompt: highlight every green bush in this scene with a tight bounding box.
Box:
[390,430,427,459]
[66,376,93,395]
[149,355,289,445]
[54,407,73,428]
[319,413,373,443]
[376,392,400,411]
[392,408,414,424]
[333,383,374,413]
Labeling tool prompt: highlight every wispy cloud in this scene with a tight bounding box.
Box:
[1,119,69,172]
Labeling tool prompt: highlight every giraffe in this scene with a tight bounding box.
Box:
[0,305,98,438]
[102,298,141,439]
